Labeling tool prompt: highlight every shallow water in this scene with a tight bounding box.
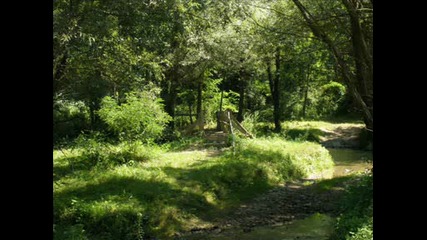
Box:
[328,148,372,177]
[192,213,334,240]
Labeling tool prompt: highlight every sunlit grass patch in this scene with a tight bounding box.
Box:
[236,138,334,181]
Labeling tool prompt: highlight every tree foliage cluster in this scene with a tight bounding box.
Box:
[54,0,373,141]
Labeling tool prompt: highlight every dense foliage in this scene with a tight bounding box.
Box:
[54,0,372,141]
[98,90,171,142]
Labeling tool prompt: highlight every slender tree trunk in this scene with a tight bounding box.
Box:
[196,80,203,129]
[237,79,245,122]
[161,71,178,130]
[189,104,193,124]
[53,52,67,94]
[341,0,373,130]
[273,47,281,132]
[219,87,224,112]
[302,87,308,119]
[291,0,373,130]
[88,98,101,130]
[302,65,311,119]
[237,73,245,123]
[266,60,274,99]
[217,87,224,130]
[164,86,177,130]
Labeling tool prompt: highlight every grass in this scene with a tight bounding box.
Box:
[54,136,334,239]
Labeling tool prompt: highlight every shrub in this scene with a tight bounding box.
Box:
[71,133,162,169]
[98,91,171,142]
[54,198,148,240]
[316,81,346,117]
[53,99,90,143]
[330,173,373,240]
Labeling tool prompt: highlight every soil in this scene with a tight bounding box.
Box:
[319,125,364,149]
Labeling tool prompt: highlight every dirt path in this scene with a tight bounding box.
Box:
[319,124,364,149]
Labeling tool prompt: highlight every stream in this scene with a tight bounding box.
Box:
[180,148,372,240]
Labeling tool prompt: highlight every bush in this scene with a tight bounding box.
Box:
[54,199,148,240]
[98,91,171,142]
[74,132,110,168]
[53,224,89,240]
[53,99,90,143]
[316,81,346,117]
[71,133,162,170]
[330,173,373,240]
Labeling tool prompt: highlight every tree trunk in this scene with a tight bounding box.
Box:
[291,0,373,130]
[302,64,311,119]
[88,99,101,130]
[273,47,281,132]
[161,72,178,130]
[196,80,204,130]
[189,104,193,124]
[237,73,245,123]
[53,52,67,94]
[302,87,308,119]
[216,88,224,130]
[341,0,373,130]
[266,60,274,100]
[219,87,224,112]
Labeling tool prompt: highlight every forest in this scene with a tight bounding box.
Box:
[53,0,373,239]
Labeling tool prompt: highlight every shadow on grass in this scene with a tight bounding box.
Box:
[154,147,308,219]
[55,154,294,238]
[159,162,273,205]
[54,143,335,239]
[54,207,148,240]
[54,176,216,239]
[54,150,153,180]
[312,175,355,193]
[53,155,93,180]
[284,128,325,142]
